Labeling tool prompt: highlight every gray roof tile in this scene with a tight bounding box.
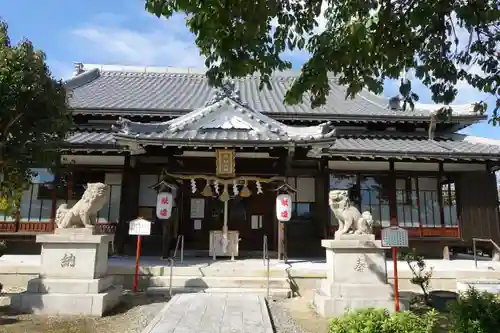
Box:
[65,129,500,160]
[66,131,117,145]
[329,135,500,159]
[66,67,481,121]
[113,86,336,145]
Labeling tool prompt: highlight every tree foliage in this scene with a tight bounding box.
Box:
[145,0,499,120]
[0,20,73,210]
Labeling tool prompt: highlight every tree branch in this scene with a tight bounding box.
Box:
[1,113,23,143]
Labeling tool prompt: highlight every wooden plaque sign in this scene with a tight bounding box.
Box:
[216,149,235,178]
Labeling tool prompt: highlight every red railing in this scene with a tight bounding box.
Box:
[19,222,54,232]
[373,226,460,238]
[0,222,16,232]
[0,222,118,234]
[328,226,460,239]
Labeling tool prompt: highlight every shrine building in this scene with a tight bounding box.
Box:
[1,63,500,259]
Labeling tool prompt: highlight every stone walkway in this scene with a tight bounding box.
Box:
[141,293,274,333]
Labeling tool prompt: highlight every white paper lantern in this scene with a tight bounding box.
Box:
[156,192,173,219]
[276,193,292,222]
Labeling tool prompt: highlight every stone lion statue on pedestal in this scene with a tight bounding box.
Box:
[55,182,110,228]
[329,189,375,238]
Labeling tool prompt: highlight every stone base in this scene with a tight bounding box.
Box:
[10,228,122,316]
[11,285,123,316]
[313,236,409,317]
[26,275,115,294]
[313,281,409,317]
[312,288,408,317]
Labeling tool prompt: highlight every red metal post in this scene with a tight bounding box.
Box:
[132,235,142,293]
[392,246,400,312]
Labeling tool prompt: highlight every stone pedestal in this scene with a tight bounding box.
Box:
[11,228,123,316]
[312,234,408,317]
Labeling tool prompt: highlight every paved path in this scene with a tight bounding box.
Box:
[142,293,274,333]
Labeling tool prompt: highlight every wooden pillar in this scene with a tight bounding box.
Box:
[114,155,139,255]
[315,159,329,239]
[278,222,285,260]
[277,150,291,261]
[437,162,445,228]
[389,161,398,226]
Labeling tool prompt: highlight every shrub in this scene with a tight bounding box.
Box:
[400,248,433,305]
[448,286,500,333]
[328,308,438,333]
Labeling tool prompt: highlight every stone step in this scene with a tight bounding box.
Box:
[110,265,288,278]
[148,276,290,289]
[146,286,291,299]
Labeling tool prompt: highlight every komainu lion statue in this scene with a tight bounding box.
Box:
[55,182,110,228]
[329,189,375,238]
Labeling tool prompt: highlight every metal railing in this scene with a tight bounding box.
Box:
[263,234,268,266]
[167,257,174,297]
[212,232,217,260]
[173,234,184,264]
[263,234,270,297]
[472,238,500,269]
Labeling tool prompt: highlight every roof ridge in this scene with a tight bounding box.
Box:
[64,68,100,90]
[74,63,328,78]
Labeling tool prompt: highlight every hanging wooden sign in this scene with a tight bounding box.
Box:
[216,149,236,178]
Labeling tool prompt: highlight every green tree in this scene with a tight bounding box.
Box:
[0,20,73,212]
[146,0,499,121]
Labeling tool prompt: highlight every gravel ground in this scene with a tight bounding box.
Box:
[267,299,309,333]
[0,292,168,333]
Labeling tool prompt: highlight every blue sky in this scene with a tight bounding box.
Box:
[1,0,498,138]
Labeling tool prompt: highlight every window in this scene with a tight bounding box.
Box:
[329,173,458,229]
[286,177,315,221]
[139,174,160,207]
[16,169,122,223]
[18,169,65,222]
[360,175,390,227]
[329,174,357,226]
[396,177,419,227]
[293,203,313,219]
[97,173,123,223]
[395,175,458,228]
[71,171,105,200]
[441,176,457,227]
[329,174,391,227]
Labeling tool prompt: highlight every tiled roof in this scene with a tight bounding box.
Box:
[65,65,482,122]
[65,128,500,161]
[113,87,336,146]
[326,135,500,160]
[65,131,117,146]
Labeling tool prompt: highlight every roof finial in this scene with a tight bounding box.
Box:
[205,79,243,106]
[388,96,401,110]
[73,62,85,76]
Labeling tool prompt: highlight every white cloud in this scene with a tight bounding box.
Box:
[68,12,205,68]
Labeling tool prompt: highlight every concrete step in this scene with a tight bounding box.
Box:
[146,286,291,299]
[148,276,290,289]
[109,262,288,278]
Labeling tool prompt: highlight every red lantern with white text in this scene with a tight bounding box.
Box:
[276,194,292,222]
[156,192,173,219]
